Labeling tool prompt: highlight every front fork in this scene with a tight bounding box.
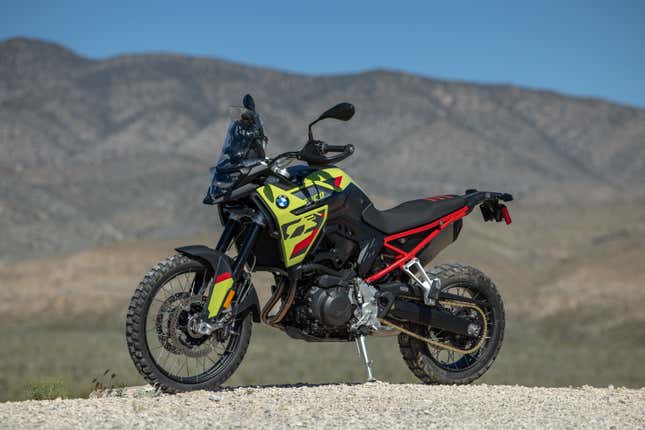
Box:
[197,215,264,322]
[217,216,264,278]
[214,217,238,253]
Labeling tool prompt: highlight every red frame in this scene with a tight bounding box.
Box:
[365,205,469,283]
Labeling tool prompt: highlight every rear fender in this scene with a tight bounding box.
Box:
[175,245,261,322]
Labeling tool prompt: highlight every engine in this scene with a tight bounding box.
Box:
[308,286,354,327]
[291,283,355,340]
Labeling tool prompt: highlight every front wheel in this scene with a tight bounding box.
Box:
[398,263,505,384]
[126,255,252,393]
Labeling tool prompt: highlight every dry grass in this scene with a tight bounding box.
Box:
[1,202,644,401]
[2,316,644,402]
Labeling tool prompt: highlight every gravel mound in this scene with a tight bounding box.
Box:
[1,383,643,429]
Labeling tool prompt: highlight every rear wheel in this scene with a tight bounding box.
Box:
[126,255,252,393]
[398,263,505,384]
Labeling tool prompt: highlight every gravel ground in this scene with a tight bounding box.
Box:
[1,383,643,429]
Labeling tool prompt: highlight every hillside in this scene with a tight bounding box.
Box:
[1,37,644,261]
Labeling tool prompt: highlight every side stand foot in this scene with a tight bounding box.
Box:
[355,335,376,382]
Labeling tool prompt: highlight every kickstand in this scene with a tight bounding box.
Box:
[355,335,376,382]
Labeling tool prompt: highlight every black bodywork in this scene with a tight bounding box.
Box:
[178,95,513,344]
[190,173,511,343]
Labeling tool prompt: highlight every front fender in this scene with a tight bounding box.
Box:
[175,245,261,322]
[176,245,229,274]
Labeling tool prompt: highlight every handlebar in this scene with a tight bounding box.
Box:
[216,141,355,177]
[216,158,268,174]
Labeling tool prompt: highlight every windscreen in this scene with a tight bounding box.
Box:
[204,107,267,204]
[216,107,264,166]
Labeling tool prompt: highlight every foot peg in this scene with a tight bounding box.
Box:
[355,335,376,382]
[402,258,440,304]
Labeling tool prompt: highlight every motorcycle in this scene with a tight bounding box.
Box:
[126,94,513,392]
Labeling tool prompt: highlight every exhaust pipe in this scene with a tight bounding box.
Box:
[387,299,478,336]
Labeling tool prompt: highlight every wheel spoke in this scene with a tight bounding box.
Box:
[140,267,247,383]
[419,283,496,371]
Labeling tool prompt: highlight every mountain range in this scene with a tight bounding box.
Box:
[1,37,644,261]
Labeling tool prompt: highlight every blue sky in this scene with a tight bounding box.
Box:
[2,1,644,107]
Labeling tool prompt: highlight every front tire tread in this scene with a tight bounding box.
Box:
[125,255,252,393]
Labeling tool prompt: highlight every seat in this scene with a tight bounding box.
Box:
[361,195,466,235]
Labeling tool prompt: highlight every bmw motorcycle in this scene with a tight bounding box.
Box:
[126,94,513,392]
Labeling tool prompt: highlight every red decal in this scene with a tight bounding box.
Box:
[334,176,343,188]
[215,272,232,283]
[425,195,453,201]
[291,228,319,257]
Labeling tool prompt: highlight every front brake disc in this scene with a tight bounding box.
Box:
[164,296,217,358]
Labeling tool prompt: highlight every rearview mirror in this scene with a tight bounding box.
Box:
[308,102,355,141]
[243,94,255,111]
[317,102,355,122]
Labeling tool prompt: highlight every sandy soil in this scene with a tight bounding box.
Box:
[1,383,643,429]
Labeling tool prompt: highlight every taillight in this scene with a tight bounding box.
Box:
[501,206,512,225]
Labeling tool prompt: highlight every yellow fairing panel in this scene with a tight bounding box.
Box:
[257,167,356,267]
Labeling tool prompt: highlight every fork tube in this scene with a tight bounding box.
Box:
[232,221,264,279]
[216,218,238,252]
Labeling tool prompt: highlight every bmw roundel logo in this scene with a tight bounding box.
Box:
[276,195,290,209]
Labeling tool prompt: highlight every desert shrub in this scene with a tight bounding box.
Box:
[29,379,67,400]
